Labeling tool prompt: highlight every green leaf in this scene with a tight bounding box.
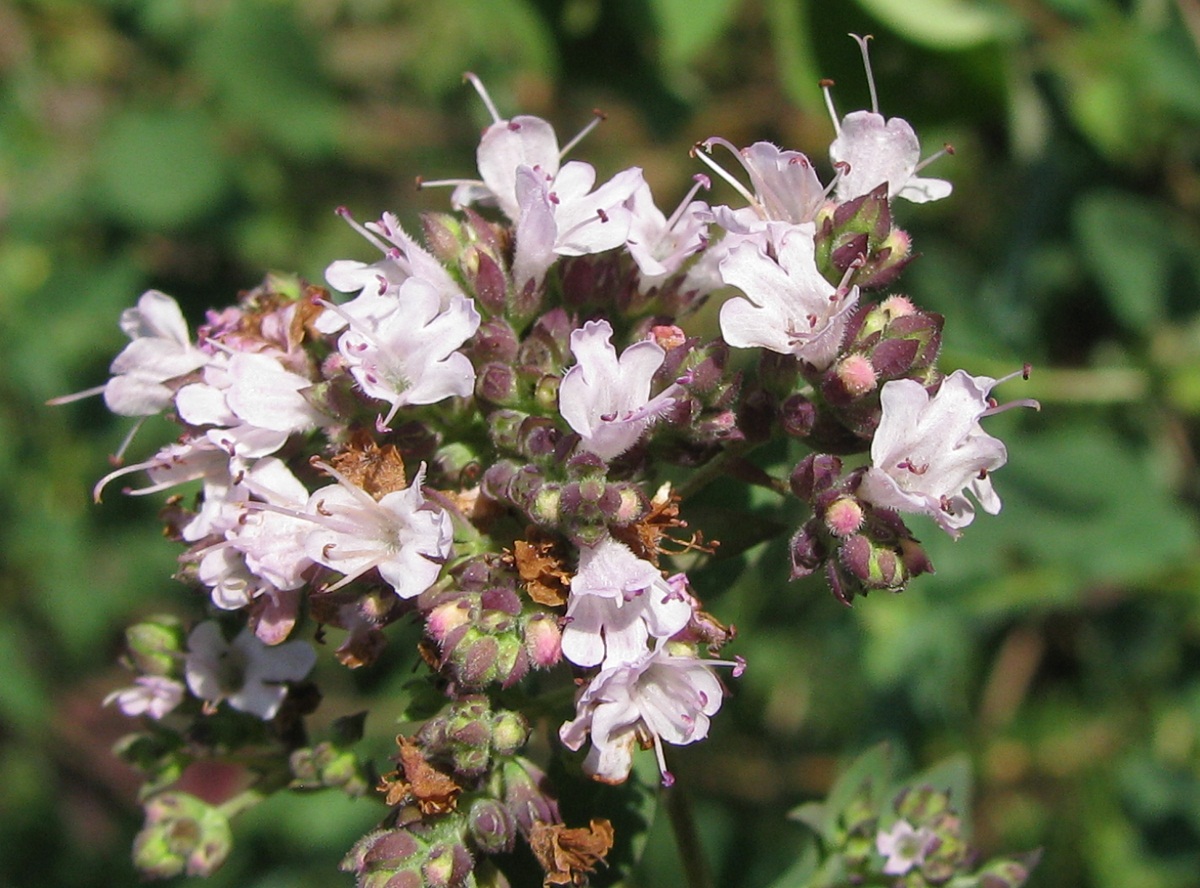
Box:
[1073,190,1172,333]
[94,108,229,228]
[649,0,741,68]
[766,0,824,114]
[900,754,973,821]
[789,742,893,840]
[853,0,1019,49]
[190,2,340,157]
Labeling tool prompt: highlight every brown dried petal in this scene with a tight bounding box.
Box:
[514,538,571,607]
[530,819,614,887]
[378,737,461,815]
[331,433,408,498]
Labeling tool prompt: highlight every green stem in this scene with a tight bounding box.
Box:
[665,782,714,888]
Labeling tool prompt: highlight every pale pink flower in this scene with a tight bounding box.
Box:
[511,161,643,289]
[858,369,1038,537]
[696,139,826,226]
[224,457,314,594]
[717,223,857,370]
[318,210,469,335]
[175,352,324,458]
[559,645,734,786]
[562,537,692,668]
[443,73,570,221]
[328,276,480,430]
[104,676,185,720]
[184,622,316,720]
[103,290,209,416]
[825,36,951,204]
[875,819,938,875]
[624,176,712,292]
[303,462,453,599]
[558,320,681,461]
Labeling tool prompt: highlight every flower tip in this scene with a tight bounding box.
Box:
[944,142,956,156]
[335,205,350,218]
[733,655,746,678]
[692,172,712,190]
[661,770,675,788]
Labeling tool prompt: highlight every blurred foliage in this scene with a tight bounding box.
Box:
[4,0,1200,885]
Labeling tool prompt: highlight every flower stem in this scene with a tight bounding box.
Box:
[665,782,714,888]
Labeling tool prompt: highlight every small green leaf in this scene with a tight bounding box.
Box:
[790,743,893,840]
[1073,190,1172,333]
[853,0,1019,49]
[649,0,741,68]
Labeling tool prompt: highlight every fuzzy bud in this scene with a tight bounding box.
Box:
[468,797,517,854]
[523,614,563,669]
[824,497,865,537]
[125,616,186,677]
[500,757,561,837]
[477,363,521,406]
[790,454,844,502]
[132,792,232,879]
[789,520,827,580]
[491,710,530,755]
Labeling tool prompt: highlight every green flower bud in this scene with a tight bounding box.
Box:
[125,616,185,677]
[132,792,232,878]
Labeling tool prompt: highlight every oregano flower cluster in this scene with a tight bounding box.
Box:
[70,36,1037,888]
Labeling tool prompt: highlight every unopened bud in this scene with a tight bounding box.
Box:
[789,520,827,579]
[476,363,520,405]
[781,394,817,438]
[837,355,877,397]
[132,792,232,879]
[421,842,473,888]
[500,757,561,836]
[420,212,464,264]
[824,497,864,536]
[426,601,472,645]
[523,614,562,668]
[125,616,186,676]
[463,245,507,314]
[790,454,843,502]
[468,797,517,854]
[491,710,530,755]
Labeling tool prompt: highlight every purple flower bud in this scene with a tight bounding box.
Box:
[477,363,520,405]
[781,394,818,439]
[790,454,844,502]
[421,842,473,888]
[463,245,507,314]
[789,520,827,579]
[469,318,520,364]
[468,798,517,854]
[500,757,561,837]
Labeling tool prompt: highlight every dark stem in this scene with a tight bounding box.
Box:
[665,782,714,888]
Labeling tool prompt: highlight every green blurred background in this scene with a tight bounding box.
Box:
[5,0,1200,885]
